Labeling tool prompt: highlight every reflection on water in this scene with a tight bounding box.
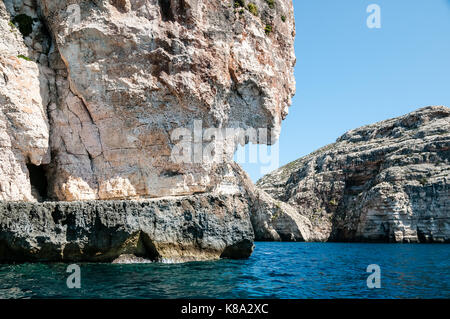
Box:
[0,243,449,299]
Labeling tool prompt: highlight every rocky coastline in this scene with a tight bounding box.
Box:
[0,0,448,265]
[0,0,295,262]
[255,106,450,243]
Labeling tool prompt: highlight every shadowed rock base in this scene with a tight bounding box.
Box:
[0,194,254,263]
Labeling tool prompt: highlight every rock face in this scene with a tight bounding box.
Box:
[229,163,312,241]
[0,0,296,262]
[1,0,295,202]
[0,193,254,263]
[0,0,297,261]
[39,0,295,201]
[0,0,52,201]
[257,106,450,243]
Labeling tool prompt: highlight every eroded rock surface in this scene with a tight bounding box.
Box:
[229,162,311,241]
[0,0,296,262]
[38,0,296,201]
[0,193,254,263]
[0,0,52,201]
[257,106,450,243]
[1,0,296,202]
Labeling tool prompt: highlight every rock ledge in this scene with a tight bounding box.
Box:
[0,193,254,263]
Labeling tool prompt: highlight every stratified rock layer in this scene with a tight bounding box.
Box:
[229,163,312,242]
[257,106,450,243]
[0,193,254,263]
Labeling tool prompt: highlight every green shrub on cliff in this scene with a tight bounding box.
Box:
[247,3,258,16]
[329,199,338,206]
[8,21,16,32]
[17,54,32,61]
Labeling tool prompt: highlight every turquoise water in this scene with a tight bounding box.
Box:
[0,242,449,299]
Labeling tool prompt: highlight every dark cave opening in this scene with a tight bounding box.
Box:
[159,0,175,21]
[27,164,48,201]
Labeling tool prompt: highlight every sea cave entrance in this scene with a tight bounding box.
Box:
[27,164,48,201]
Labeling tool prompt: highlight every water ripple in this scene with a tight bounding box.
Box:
[0,243,449,298]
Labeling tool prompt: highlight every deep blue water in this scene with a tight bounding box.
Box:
[0,242,449,299]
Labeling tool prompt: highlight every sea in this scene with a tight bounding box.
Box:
[0,242,449,299]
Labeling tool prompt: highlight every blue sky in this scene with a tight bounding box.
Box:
[239,0,450,182]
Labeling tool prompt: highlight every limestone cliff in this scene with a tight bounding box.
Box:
[0,0,51,201]
[257,106,450,243]
[1,0,295,202]
[0,0,296,262]
[46,0,295,201]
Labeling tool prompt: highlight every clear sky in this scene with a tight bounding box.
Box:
[238,0,450,182]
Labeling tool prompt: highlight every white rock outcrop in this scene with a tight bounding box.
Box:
[0,1,51,201]
[1,0,296,202]
[40,0,296,201]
